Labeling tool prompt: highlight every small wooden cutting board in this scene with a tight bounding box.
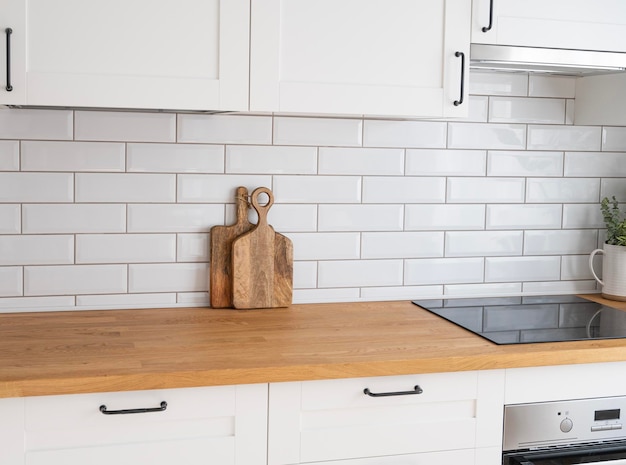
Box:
[232,187,293,309]
[209,186,254,308]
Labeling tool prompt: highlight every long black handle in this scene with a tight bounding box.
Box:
[99,401,167,415]
[482,0,494,32]
[5,28,12,92]
[364,385,423,397]
[453,51,465,106]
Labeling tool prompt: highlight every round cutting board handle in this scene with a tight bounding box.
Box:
[250,187,274,226]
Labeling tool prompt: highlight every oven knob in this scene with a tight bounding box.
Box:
[560,417,573,433]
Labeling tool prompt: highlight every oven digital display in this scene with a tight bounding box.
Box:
[595,409,621,421]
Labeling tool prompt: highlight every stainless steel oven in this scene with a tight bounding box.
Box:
[503,396,626,464]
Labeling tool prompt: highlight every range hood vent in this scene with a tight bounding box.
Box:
[470,44,626,76]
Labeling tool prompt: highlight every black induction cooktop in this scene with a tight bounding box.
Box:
[413,295,626,345]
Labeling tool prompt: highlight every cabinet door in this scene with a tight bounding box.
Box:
[472,0,626,53]
[1,1,25,105]
[251,0,470,118]
[2,0,249,111]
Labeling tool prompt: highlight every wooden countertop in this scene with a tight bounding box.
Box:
[2,294,626,398]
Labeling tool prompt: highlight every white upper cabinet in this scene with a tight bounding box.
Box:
[250,0,471,118]
[472,0,626,53]
[1,0,250,111]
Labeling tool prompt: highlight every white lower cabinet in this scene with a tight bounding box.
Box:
[0,383,268,465]
[268,370,505,465]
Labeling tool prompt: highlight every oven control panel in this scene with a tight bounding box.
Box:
[503,396,626,452]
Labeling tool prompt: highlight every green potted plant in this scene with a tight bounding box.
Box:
[589,196,626,301]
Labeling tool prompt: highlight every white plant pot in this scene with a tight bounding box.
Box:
[589,243,626,301]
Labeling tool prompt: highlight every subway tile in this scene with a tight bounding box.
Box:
[469,71,528,96]
[178,114,273,144]
[23,204,126,233]
[489,97,565,124]
[529,75,576,98]
[293,261,317,289]
[127,143,224,173]
[24,265,127,296]
[528,125,601,151]
[485,256,561,282]
[445,231,523,257]
[565,100,575,125]
[0,235,74,265]
[0,173,73,202]
[524,230,598,255]
[526,178,599,203]
[487,151,563,177]
[177,234,209,263]
[76,173,176,203]
[292,288,360,304]
[563,204,605,229]
[486,204,562,230]
[0,141,19,170]
[601,179,626,202]
[0,108,73,140]
[363,177,446,203]
[405,204,485,230]
[318,260,403,288]
[0,205,20,234]
[405,258,484,285]
[286,233,360,260]
[178,174,273,203]
[562,255,595,280]
[363,120,446,148]
[361,232,444,259]
[274,176,361,203]
[274,116,363,147]
[565,152,626,177]
[318,205,404,231]
[361,285,444,300]
[21,141,125,172]
[75,111,175,142]
[406,149,486,176]
[319,147,404,175]
[448,123,526,150]
[129,263,208,292]
[225,145,317,174]
[128,204,224,233]
[76,293,177,308]
[177,292,210,305]
[447,177,525,203]
[444,282,522,297]
[602,127,626,151]
[0,267,22,297]
[0,296,75,311]
[259,204,317,232]
[463,95,489,122]
[522,280,598,294]
[76,234,176,264]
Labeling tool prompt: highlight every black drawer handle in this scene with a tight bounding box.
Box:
[5,28,12,92]
[363,385,423,397]
[482,0,494,32]
[99,401,167,415]
[453,51,465,106]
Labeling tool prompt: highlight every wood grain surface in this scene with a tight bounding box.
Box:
[1,294,626,398]
[232,187,293,309]
[209,186,253,308]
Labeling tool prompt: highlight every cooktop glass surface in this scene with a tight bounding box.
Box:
[413,295,626,345]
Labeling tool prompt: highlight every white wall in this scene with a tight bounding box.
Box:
[1,71,625,312]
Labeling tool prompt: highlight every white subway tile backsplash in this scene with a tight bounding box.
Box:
[76,234,176,264]
[293,288,360,304]
[602,127,626,151]
[486,204,562,230]
[562,255,595,280]
[565,152,626,177]
[178,114,273,144]
[274,176,361,203]
[0,108,73,140]
[485,256,561,282]
[23,204,126,233]
[405,204,485,231]
[226,145,317,174]
[469,71,528,96]
[0,205,20,234]
[293,261,317,289]
[447,177,525,203]
[487,151,563,177]
[445,231,523,257]
[262,205,318,232]
[129,263,208,292]
[76,173,176,203]
[177,292,211,305]
[444,282,522,297]
[274,117,362,147]
[177,234,209,263]
[0,173,73,202]
[489,97,565,124]
[526,178,599,203]
[522,280,598,294]
[0,267,22,297]
[24,265,127,296]
[524,230,598,255]
[566,100,575,125]
[128,143,224,173]
[464,95,489,123]
[406,150,486,176]
[21,141,125,172]
[0,236,73,265]
[76,293,177,308]
[563,204,604,229]
[362,232,443,259]
[405,258,484,285]
[601,179,626,201]
[287,233,360,260]
[0,141,19,170]
[528,125,601,151]
[448,123,526,150]
[318,260,403,288]
[0,296,75,311]
[319,147,404,175]
[363,120,446,148]
[75,111,175,142]
[128,204,224,233]
[528,75,576,98]
[319,205,404,231]
[363,177,446,203]
[178,174,273,203]
[361,285,443,300]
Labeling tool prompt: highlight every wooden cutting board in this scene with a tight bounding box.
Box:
[209,186,254,308]
[232,187,293,309]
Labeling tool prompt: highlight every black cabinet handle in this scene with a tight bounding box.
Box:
[482,0,494,32]
[99,401,167,415]
[5,28,12,92]
[453,51,465,106]
[363,385,423,397]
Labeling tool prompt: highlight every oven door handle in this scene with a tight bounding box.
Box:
[510,455,626,464]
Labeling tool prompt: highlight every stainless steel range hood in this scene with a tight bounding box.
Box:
[470,44,626,76]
